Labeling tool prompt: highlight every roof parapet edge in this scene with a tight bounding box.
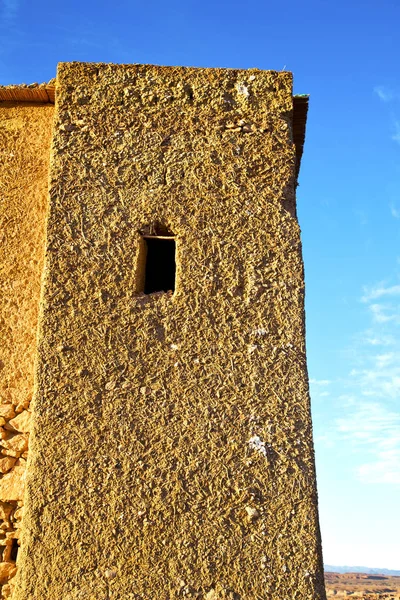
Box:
[0,83,309,184]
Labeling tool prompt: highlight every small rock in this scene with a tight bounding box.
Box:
[0,457,17,474]
[0,562,17,584]
[15,401,29,413]
[7,411,31,433]
[0,465,25,502]
[0,433,29,455]
[0,428,13,441]
[0,502,13,521]
[1,583,12,598]
[245,506,260,521]
[235,82,249,97]
[13,507,23,522]
[205,590,217,600]
[8,531,18,542]
[61,123,77,132]
[0,406,15,421]
[104,568,117,580]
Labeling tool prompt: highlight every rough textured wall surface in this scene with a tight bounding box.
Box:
[0,103,54,598]
[14,63,325,600]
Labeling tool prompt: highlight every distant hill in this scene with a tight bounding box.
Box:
[325,565,400,576]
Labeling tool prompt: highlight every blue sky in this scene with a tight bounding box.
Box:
[1,0,400,570]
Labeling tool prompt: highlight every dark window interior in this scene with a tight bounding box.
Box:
[11,538,18,562]
[144,237,176,294]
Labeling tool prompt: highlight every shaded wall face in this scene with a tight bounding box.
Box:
[15,64,325,600]
[0,103,54,595]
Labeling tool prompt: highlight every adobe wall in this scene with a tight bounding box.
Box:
[0,102,54,598]
[14,63,325,600]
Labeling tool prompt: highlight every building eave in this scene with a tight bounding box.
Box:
[0,83,55,103]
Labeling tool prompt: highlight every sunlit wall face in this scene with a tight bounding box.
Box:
[8,63,325,600]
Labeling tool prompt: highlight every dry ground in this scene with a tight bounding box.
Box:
[325,572,400,598]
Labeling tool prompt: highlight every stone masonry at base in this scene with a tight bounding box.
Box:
[1,63,326,599]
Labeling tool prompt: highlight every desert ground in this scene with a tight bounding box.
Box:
[325,572,400,598]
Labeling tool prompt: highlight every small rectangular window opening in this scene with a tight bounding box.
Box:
[10,538,19,562]
[143,235,176,294]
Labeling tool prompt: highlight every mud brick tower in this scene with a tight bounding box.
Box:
[0,63,326,599]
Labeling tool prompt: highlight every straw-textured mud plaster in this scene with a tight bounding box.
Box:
[0,102,54,598]
[12,63,325,600]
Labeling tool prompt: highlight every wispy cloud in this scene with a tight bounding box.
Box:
[358,449,400,485]
[350,362,400,398]
[361,283,400,303]
[369,302,400,324]
[390,203,400,219]
[375,352,396,368]
[321,275,400,485]
[374,85,400,102]
[337,402,400,484]
[314,433,335,449]
[309,378,331,386]
[392,120,400,145]
[349,297,400,397]
[374,86,393,102]
[374,86,400,146]
[309,378,332,401]
[362,332,395,346]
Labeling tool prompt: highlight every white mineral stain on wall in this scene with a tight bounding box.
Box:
[249,435,268,457]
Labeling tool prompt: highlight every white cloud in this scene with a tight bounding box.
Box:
[368,302,400,324]
[390,203,400,219]
[337,394,357,406]
[375,352,395,368]
[329,277,400,485]
[309,378,332,401]
[344,285,400,398]
[314,433,335,449]
[362,283,400,303]
[309,378,331,386]
[336,402,400,484]
[363,334,395,346]
[374,85,395,103]
[350,361,400,398]
[358,451,400,485]
[337,402,399,436]
[373,87,400,145]
[393,120,400,145]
